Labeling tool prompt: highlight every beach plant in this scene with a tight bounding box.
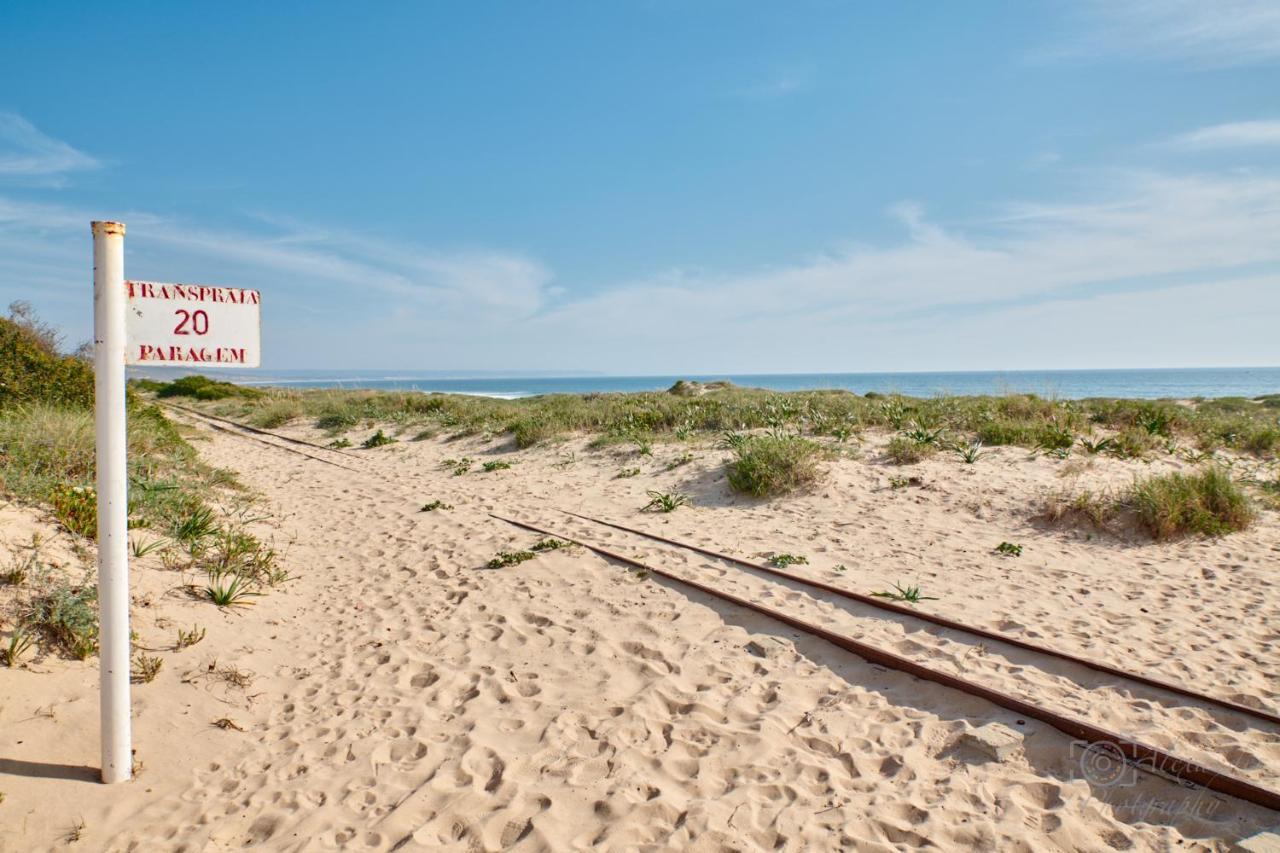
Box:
[441,457,474,476]
[886,436,933,465]
[130,537,165,559]
[995,541,1023,557]
[956,441,983,464]
[28,582,98,659]
[530,538,572,552]
[361,429,396,448]
[834,564,848,573]
[768,553,808,568]
[175,625,206,649]
[420,499,453,512]
[1078,436,1114,455]
[250,399,304,429]
[204,570,260,608]
[170,505,218,551]
[328,437,353,449]
[643,490,690,512]
[727,435,824,497]
[632,436,654,457]
[50,484,97,539]
[131,652,163,684]
[486,550,536,569]
[1036,424,1075,453]
[2,629,34,667]
[888,476,912,489]
[904,424,946,446]
[718,430,749,451]
[615,467,640,479]
[666,452,694,471]
[481,460,512,472]
[871,582,937,603]
[2,550,36,586]
[1125,467,1253,539]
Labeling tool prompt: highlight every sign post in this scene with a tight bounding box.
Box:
[91,220,261,784]
[92,220,130,784]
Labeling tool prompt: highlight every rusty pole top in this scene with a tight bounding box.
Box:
[91,221,126,236]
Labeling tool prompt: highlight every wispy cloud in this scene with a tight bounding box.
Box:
[0,113,98,178]
[1168,120,1280,149]
[4,164,1279,371]
[1049,0,1280,66]
[737,66,814,100]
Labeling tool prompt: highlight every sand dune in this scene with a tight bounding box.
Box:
[3,416,1278,851]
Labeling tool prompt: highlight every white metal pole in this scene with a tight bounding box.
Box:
[92,220,131,784]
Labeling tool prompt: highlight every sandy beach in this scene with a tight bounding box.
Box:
[3,402,1278,852]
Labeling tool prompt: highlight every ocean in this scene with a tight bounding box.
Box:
[207,367,1280,401]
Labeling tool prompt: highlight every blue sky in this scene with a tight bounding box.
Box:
[2,1,1279,373]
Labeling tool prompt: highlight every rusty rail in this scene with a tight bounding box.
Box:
[167,406,363,472]
[491,512,1280,813]
[158,400,363,458]
[556,508,1280,728]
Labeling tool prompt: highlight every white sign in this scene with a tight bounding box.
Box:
[125,280,261,367]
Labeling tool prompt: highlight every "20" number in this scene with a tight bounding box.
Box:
[173,309,209,335]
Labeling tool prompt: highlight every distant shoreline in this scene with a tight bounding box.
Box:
[130,366,1280,401]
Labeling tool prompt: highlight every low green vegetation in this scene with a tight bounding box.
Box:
[486,549,537,569]
[441,457,473,476]
[995,541,1023,557]
[361,429,396,448]
[871,582,938,604]
[420,499,453,512]
[767,553,808,568]
[0,307,291,665]
[175,625,206,649]
[1126,467,1254,539]
[727,435,824,497]
[1041,466,1254,540]
[140,374,263,402]
[530,538,572,552]
[131,652,163,683]
[150,373,1280,464]
[481,460,512,472]
[643,490,690,512]
[886,435,934,465]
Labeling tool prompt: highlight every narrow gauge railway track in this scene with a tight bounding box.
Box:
[490,512,1280,813]
[161,406,1280,813]
[553,509,1280,727]
[158,401,364,459]
[158,403,365,472]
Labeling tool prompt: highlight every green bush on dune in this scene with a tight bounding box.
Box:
[727,435,825,497]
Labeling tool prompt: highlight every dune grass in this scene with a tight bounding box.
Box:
[0,311,290,663]
[1041,467,1254,540]
[726,435,825,497]
[155,375,1280,463]
[1126,467,1254,539]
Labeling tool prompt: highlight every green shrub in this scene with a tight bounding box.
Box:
[250,399,303,428]
[976,419,1033,447]
[727,435,824,497]
[29,582,99,660]
[886,435,934,465]
[362,429,396,448]
[153,374,260,401]
[1125,468,1253,540]
[50,484,97,538]
[510,416,561,448]
[0,313,95,410]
